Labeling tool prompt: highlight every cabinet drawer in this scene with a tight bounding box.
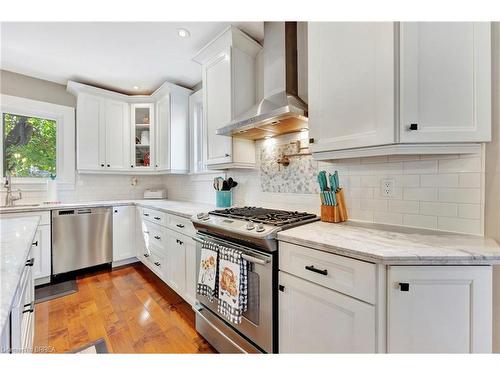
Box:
[279,242,376,304]
[149,246,167,281]
[167,213,195,236]
[141,208,167,226]
[143,220,167,250]
[1,210,50,225]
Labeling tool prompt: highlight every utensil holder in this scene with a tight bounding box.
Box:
[216,190,232,208]
[320,189,348,223]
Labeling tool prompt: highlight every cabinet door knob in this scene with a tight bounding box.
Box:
[154,216,161,221]
[305,265,328,276]
[131,165,134,168]
[32,241,38,247]
[143,253,149,257]
[399,282,410,292]
[154,235,161,240]
[107,164,110,167]
[101,164,105,167]
[408,123,418,131]
[224,153,230,157]
[154,261,161,266]
[278,285,285,292]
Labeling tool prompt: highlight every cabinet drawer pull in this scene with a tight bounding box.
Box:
[408,123,418,131]
[107,164,110,167]
[399,282,410,292]
[305,265,328,276]
[23,302,34,314]
[176,239,184,245]
[144,213,150,217]
[101,163,105,167]
[154,235,161,240]
[176,224,185,228]
[143,253,149,258]
[154,216,161,221]
[32,241,38,247]
[154,261,161,266]
[25,258,35,267]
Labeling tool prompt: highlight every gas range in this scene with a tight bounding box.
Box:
[192,206,319,252]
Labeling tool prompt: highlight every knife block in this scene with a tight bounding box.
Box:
[320,189,348,223]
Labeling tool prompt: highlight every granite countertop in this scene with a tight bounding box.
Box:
[0,216,40,333]
[277,220,500,265]
[0,199,215,219]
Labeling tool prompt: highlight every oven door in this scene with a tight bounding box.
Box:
[194,233,274,353]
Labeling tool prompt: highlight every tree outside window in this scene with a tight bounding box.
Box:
[2,113,57,178]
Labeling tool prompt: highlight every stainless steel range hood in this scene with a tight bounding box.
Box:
[216,22,308,140]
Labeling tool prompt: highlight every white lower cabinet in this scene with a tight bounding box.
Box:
[387,265,492,353]
[279,271,376,353]
[112,205,136,262]
[136,207,197,306]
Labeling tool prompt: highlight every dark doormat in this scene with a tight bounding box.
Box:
[68,338,109,354]
[35,279,78,303]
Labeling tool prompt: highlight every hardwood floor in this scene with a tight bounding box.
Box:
[34,263,216,353]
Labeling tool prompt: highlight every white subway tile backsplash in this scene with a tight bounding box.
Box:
[438,188,481,204]
[403,160,438,174]
[458,204,481,219]
[373,211,403,225]
[388,200,420,214]
[459,173,481,188]
[403,214,438,229]
[438,217,481,235]
[419,202,458,217]
[439,157,481,173]
[359,199,388,212]
[403,187,439,201]
[393,175,420,187]
[420,174,459,187]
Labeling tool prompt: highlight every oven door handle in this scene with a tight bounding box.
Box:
[241,254,269,265]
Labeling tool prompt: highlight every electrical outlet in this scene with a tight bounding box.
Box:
[381,178,395,198]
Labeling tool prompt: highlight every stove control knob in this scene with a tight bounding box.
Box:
[256,224,265,233]
[196,213,207,219]
[246,222,255,230]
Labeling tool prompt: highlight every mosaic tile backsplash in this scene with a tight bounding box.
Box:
[260,141,319,194]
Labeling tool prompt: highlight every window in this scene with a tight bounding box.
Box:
[1,94,75,187]
[3,113,57,178]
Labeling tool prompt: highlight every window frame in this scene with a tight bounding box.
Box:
[0,94,75,189]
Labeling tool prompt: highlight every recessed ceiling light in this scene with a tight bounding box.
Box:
[264,135,272,139]
[300,128,308,132]
[178,28,190,38]
[133,85,140,90]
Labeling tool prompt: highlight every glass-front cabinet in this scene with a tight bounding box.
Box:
[131,103,154,170]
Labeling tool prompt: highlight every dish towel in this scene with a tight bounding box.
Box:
[217,245,248,324]
[197,240,219,301]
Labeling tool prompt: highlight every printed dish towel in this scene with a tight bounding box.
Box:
[217,246,248,324]
[197,240,218,301]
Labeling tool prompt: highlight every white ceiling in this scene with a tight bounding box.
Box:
[0,22,264,94]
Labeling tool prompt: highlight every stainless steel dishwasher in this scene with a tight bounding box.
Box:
[52,207,112,275]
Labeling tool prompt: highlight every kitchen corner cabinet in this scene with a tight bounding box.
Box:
[399,22,491,143]
[131,103,154,170]
[155,90,190,173]
[308,22,396,152]
[77,93,130,172]
[112,206,136,262]
[308,22,492,159]
[387,265,492,353]
[193,26,261,169]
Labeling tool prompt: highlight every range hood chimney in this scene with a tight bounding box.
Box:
[216,22,308,140]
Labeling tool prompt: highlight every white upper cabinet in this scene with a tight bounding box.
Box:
[155,87,191,173]
[131,103,154,171]
[68,80,191,174]
[387,265,492,353]
[76,93,129,171]
[308,22,492,160]
[308,22,396,153]
[400,22,491,143]
[193,26,261,169]
[105,99,130,171]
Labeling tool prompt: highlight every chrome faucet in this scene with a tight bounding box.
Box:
[3,174,22,207]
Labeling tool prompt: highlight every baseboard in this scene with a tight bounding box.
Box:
[112,257,139,268]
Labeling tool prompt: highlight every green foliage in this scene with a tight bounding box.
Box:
[3,113,56,177]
